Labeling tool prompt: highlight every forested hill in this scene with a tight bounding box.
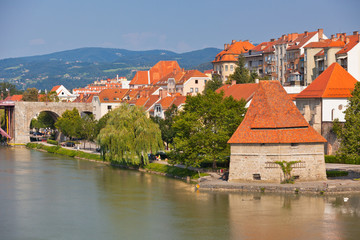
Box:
[0,47,220,91]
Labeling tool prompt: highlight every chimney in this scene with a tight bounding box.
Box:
[345,37,350,44]
[318,28,323,40]
[304,31,308,36]
[353,31,359,35]
[282,34,286,40]
[224,44,227,50]
[340,34,345,42]
[336,33,341,39]
[270,38,275,42]
[232,40,236,44]
[231,80,236,86]
[331,34,335,40]
[255,79,259,83]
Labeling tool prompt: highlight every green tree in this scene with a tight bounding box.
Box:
[203,74,223,94]
[22,88,39,101]
[97,104,162,165]
[333,82,360,159]
[228,55,253,84]
[30,112,56,130]
[152,104,178,150]
[79,114,97,149]
[55,108,82,139]
[0,82,22,99]
[172,91,246,168]
[40,91,59,102]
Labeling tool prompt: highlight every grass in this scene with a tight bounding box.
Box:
[142,163,208,180]
[326,170,349,178]
[46,139,58,145]
[26,143,101,161]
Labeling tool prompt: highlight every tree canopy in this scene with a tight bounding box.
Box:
[333,82,360,159]
[0,82,22,99]
[30,111,56,130]
[172,91,247,168]
[22,88,39,101]
[152,104,178,150]
[203,74,223,94]
[97,104,162,165]
[39,91,59,102]
[228,55,253,84]
[55,108,82,139]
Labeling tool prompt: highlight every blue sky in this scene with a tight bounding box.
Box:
[0,0,359,59]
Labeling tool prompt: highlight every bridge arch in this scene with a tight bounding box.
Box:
[12,101,92,144]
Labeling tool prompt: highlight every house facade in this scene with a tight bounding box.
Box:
[51,85,77,102]
[212,40,255,83]
[295,62,358,155]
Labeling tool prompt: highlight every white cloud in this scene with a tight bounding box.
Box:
[29,38,46,46]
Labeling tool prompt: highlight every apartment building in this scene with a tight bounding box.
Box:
[212,40,255,82]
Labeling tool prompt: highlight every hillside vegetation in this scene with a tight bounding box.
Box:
[0,47,219,90]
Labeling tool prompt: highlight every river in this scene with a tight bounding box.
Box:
[0,147,360,240]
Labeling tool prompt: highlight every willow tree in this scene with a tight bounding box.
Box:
[97,104,163,165]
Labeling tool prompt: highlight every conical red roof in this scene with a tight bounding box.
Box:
[296,63,357,99]
[228,81,326,144]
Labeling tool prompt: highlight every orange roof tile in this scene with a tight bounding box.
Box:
[336,34,360,54]
[4,95,23,101]
[144,95,160,110]
[172,95,186,107]
[216,83,259,102]
[98,88,129,103]
[213,40,255,63]
[51,85,61,92]
[296,63,357,99]
[130,61,181,86]
[158,96,176,109]
[228,81,326,144]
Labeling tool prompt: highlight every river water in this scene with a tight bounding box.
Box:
[0,147,360,240]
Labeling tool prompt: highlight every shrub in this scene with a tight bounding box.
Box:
[326,170,349,178]
[47,139,58,145]
[143,163,208,179]
[325,155,360,164]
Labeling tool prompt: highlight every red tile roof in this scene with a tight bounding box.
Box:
[4,95,23,101]
[130,61,181,86]
[144,95,160,110]
[213,40,255,63]
[98,88,129,103]
[216,83,259,102]
[228,81,326,144]
[51,85,61,92]
[296,63,357,99]
[336,34,360,54]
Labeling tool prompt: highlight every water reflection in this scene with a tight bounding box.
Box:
[1,147,360,240]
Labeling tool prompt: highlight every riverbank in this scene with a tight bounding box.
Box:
[198,165,360,195]
[25,142,207,181]
[24,143,360,194]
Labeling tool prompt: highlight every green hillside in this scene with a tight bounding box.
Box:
[0,47,219,91]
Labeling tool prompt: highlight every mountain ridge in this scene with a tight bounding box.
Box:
[0,47,220,90]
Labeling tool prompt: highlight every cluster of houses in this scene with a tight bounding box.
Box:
[3,28,359,183]
[214,29,360,85]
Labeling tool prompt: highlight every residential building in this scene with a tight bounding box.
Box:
[295,62,358,154]
[129,61,181,89]
[92,88,130,120]
[212,40,255,82]
[153,95,186,119]
[73,76,129,95]
[155,69,210,96]
[304,31,360,84]
[51,85,77,102]
[273,29,326,85]
[228,81,327,183]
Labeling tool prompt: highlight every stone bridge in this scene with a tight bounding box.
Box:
[1,101,92,144]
